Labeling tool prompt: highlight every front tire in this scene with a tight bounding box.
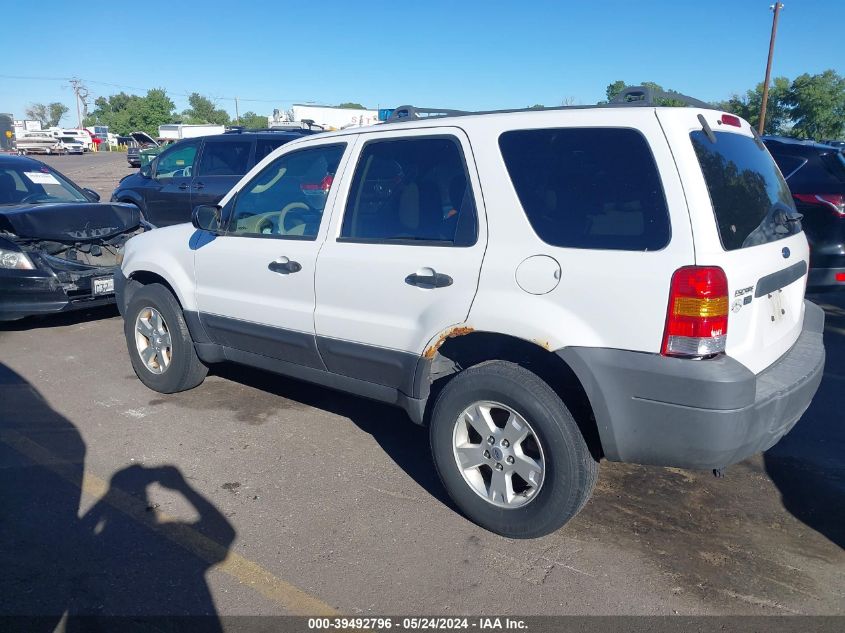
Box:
[124,283,207,393]
[430,361,598,538]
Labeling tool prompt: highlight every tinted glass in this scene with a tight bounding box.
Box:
[768,153,806,180]
[197,140,252,176]
[229,144,345,239]
[499,128,670,251]
[341,137,477,245]
[155,141,198,180]
[691,131,801,251]
[820,150,845,183]
[255,138,292,163]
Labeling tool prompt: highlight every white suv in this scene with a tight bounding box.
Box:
[116,90,826,538]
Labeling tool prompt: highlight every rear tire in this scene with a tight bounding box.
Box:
[430,360,598,538]
[124,283,207,393]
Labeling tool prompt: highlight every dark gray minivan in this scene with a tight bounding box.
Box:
[111,130,315,226]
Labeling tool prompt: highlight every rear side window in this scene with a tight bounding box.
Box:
[499,128,670,251]
[691,131,800,251]
[769,153,807,180]
[340,137,477,245]
[255,138,290,163]
[197,140,252,176]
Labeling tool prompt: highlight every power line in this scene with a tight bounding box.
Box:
[0,73,317,106]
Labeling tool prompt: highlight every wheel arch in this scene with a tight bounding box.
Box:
[418,329,603,460]
[123,268,194,316]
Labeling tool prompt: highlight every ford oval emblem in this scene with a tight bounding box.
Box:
[782,247,790,259]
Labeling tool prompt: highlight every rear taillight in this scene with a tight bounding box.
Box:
[835,272,845,283]
[793,193,845,217]
[662,266,729,358]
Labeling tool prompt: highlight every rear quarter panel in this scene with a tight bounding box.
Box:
[460,109,696,353]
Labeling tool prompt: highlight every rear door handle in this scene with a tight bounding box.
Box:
[194,181,205,190]
[178,182,189,190]
[405,267,452,289]
[268,256,302,274]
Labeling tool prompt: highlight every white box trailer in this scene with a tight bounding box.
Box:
[158,124,225,140]
[270,105,379,131]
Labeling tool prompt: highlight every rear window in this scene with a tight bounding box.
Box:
[499,128,670,251]
[691,131,801,251]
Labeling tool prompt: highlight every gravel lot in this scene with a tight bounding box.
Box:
[1,152,843,620]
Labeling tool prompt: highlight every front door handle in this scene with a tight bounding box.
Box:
[268,256,302,274]
[405,267,453,289]
[194,181,205,190]
[178,182,189,190]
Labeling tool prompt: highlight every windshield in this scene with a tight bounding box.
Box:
[0,165,88,205]
[60,137,79,143]
[691,131,801,251]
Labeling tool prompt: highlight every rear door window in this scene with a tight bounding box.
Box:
[340,136,477,246]
[499,128,670,251]
[197,140,252,176]
[691,131,801,251]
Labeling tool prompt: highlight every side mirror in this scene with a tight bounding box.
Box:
[83,188,101,202]
[192,205,222,233]
[140,163,152,178]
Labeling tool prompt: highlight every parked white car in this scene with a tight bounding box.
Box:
[116,88,826,538]
[57,137,85,155]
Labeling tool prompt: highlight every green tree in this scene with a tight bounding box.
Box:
[605,80,627,102]
[337,102,365,109]
[47,103,69,127]
[785,70,845,140]
[236,111,268,129]
[25,103,49,128]
[84,89,176,136]
[715,77,791,135]
[181,93,230,125]
[27,102,70,128]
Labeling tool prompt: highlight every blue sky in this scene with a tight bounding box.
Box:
[2,0,842,125]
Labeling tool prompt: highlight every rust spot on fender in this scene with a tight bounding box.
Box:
[533,339,552,351]
[423,325,475,360]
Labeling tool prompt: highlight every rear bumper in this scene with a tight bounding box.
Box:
[559,300,826,470]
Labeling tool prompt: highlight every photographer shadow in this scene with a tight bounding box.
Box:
[0,362,235,630]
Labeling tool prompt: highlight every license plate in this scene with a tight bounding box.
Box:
[92,276,115,296]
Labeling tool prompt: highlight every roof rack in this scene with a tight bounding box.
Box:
[608,86,712,108]
[384,86,714,124]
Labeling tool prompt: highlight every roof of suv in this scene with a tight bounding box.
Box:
[762,136,837,154]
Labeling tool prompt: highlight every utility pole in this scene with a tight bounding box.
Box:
[758,3,784,136]
[68,78,89,129]
[234,97,240,124]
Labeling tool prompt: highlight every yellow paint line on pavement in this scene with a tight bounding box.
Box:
[1,429,338,616]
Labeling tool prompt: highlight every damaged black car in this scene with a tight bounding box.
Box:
[0,155,148,321]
